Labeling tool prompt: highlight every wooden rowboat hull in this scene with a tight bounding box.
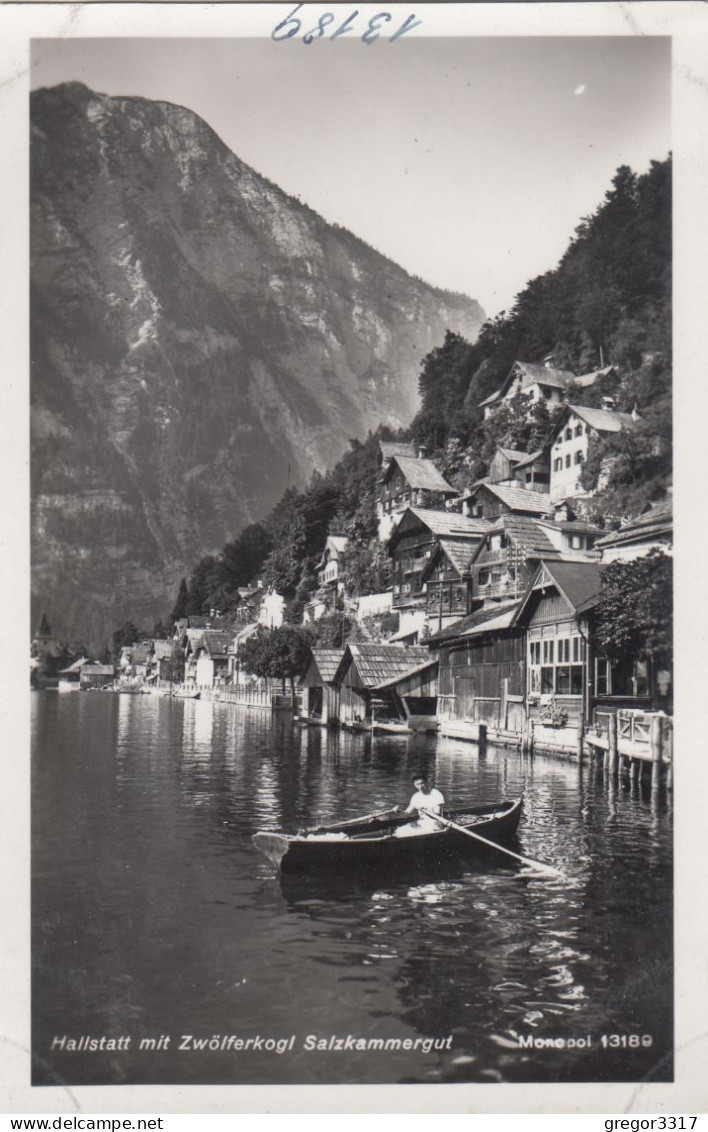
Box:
[253,798,523,875]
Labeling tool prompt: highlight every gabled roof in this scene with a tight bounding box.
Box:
[513,448,546,469]
[556,404,637,436]
[480,514,562,559]
[379,440,417,463]
[426,537,480,578]
[427,600,520,645]
[308,648,345,684]
[58,656,89,674]
[82,663,115,676]
[129,645,150,665]
[570,364,618,389]
[594,500,672,549]
[464,483,552,516]
[333,643,432,688]
[373,657,438,692]
[198,630,232,657]
[383,455,456,494]
[514,560,604,624]
[151,640,173,659]
[497,447,529,463]
[479,389,502,409]
[391,507,490,543]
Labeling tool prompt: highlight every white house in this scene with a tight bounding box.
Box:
[548,404,637,501]
[315,535,349,591]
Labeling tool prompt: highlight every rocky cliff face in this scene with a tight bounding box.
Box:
[31,82,485,651]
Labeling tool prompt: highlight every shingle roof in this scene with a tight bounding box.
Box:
[564,404,637,434]
[541,560,604,613]
[470,483,552,515]
[513,449,545,469]
[82,663,115,676]
[152,640,173,659]
[373,658,438,691]
[498,447,529,463]
[386,455,456,493]
[310,648,345,684]
[379,441,417,462]
[479,389,502,408]
[405,508,490,538]
[129,645,150,664]
[200,630,232,657]
[427,600,520,645]
[336,643,432,688]
[594,500,672,549]
[571,364,617,388]
[514,360,576,390]
[436,538,481,576]
[490,515,561,557]
[59,657,89,674]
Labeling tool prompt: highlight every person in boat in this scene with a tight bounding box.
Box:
[392,776,445,837]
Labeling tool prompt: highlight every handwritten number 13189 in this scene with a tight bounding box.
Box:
[272,4,422,44]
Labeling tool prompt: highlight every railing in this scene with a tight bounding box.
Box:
[617,709,652,744]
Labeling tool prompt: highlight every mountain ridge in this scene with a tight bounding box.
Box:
[31,81,485,650]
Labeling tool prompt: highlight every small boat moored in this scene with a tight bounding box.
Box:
[252,798,523,875]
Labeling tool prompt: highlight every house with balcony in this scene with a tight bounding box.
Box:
[315,535,349,593]
[388,507,489,612]
[419,539,478,632]
[377,450,458,541]
[548,404,637,501]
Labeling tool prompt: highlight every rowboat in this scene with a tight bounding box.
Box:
[252,798,523,875]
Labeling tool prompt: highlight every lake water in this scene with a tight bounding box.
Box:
[31,691,673,1087]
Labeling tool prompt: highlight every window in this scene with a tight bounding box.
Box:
[570,534,584,550]
[565,454,571,468]
[554,457,562,472]
[595,657,650,697]
[574,450,584,465]
[478,571,489,586]
[575,423,583,437]
[565,427,573,441]
[529,629,585,696]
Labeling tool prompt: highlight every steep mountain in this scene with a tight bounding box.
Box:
[31,82,485,650]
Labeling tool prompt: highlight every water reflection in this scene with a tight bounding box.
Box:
[32,693,673,1087]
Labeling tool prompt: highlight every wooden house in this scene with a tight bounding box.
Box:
[487,446,529,485]
[548,404,637,501]
[57,656,88,692]
[300,648,344,726]
[511,449,550,491]
[333,644,437,730]
[419,539,478,629]
[388,507,489,611]
[461,482,552,522]
[470,515,562,606]
[428,602,525,731]
[377,452,457,541]
[80,661,115,689]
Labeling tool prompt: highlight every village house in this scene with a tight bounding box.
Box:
[478,358,577,420]
[299,648,344,726]
[258,588,285,629]
[482,445,551,492]
[192,629,231,687]
[227,622,261,684]
[548,403,637,501]
[57,656,89,692]
[594,499,672,562]
[387,507,489,612]
[147,639,174,684]
[332,643,437,731]
[478,358,619,422]
[470,515,567,607]
[316,535,349,592]
[377,447,458,541]
[419,539,478,631]
[429,602,525,734]
[79,661,115,689]
[460,482,552,522]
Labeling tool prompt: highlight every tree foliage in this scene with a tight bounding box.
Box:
[593,551,672,662]
[238,625,316,691]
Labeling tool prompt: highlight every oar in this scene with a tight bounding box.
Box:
[301,806,401,835]
[419,809,565,878]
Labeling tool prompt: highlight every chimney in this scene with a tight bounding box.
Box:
[417,445,427,460]
[544,353,555,369]
[631,403,639,422]
[601,395,616,412]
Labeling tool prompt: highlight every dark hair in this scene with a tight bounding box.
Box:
[412,775,427,784]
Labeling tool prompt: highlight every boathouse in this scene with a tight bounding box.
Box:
[428,602,525,735]
[300,648,344,726]
[333,644,437,730]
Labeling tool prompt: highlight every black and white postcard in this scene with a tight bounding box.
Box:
[2,0,708,1117]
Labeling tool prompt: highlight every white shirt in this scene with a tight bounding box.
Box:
[407,788,445,815]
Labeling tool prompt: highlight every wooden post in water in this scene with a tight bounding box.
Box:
[478,722,488,756]
[576,708,585,762]
[608,713,618,776]
[650,714,662,792]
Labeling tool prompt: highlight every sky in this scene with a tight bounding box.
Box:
[30,34,670,319]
